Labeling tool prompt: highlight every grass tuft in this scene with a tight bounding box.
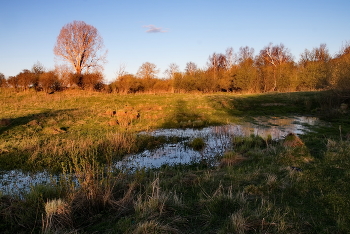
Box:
[188,137,206,151]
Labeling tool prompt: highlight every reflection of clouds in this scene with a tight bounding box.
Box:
[117,116,325,170]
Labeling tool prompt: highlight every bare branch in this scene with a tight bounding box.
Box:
[54,21,107,75]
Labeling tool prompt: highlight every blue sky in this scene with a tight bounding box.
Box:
[1,0,350,82]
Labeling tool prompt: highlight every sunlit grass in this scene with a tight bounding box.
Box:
[1,89,350,233]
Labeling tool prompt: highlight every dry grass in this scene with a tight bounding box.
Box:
[283,133,304,147]
[219,152,246,168]
[132,220,180,234]
[42,199,72,233]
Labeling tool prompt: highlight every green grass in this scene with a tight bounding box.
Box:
[1,89,350,233]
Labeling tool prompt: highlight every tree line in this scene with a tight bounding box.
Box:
[1,21,350,94]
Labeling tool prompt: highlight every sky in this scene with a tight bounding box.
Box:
[1,0,350,82]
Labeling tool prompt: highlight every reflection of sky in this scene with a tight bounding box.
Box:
[1,116,325,194]
[117,116,324,170]
[0,170,55,196]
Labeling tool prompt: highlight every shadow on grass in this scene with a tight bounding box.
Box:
[0,109,78,171]
[0,109,77,136]
[160,99,204,129]
[204,91,344,159]
[205,92,321,121]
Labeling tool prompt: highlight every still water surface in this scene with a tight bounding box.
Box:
[0,116,324,195]
[116,116,321,170]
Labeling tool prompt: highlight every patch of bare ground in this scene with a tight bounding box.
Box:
[107,106,140,126]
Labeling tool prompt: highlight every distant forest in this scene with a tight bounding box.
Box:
[1,42,350,94]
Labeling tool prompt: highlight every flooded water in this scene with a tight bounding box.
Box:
[0,170,56,196]
[0,116,324,194]
[116,116,322,170]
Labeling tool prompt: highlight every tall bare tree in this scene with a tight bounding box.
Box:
[208,53,229,77]
[225,47,235,68]
[115,63,127,80]
[300,44,330,64]
[164,63,180,79]
[238,46,255,64]
[185,62,198,76]
[54,21,107,76]
[137,62,159,80]
[31,61,45,91]
[137,62,159,91]
[258,43,293,91]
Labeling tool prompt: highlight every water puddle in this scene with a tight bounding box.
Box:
[0,116,325,194]
[0,170,57,196]
[116,116,322,170]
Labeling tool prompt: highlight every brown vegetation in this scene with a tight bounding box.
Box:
[283,133,304,147]
[54,20,107,76]
[2,22,350,95]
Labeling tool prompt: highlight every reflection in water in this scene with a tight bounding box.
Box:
[0,116,324,194]
[0,170,55,196]
[116,116,322,170]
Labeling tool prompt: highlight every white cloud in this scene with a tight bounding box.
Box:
[143,25,168,33]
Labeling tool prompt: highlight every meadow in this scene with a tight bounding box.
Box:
[0,89,350,233]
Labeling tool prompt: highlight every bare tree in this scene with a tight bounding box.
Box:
[262,43,292,67]
[207,52,228,85]
[137,62,159,79]
[238,46,255,64]
[31,61,45,91]
[54,21,107,76]
[225,47,235,68]
[137,62,159,91]
[208,53,228,71]
[300,44,330,64]
[32,61,45,74]
[164,63,180,79]
[337,41,350,58]
[185,62,198,76]
[115,63,127,80]
[0,73,6,88]
[258,43,293,91]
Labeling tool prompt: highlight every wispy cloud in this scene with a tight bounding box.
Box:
[143,25,168,33]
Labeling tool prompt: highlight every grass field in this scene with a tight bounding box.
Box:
[0,89,350,233]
